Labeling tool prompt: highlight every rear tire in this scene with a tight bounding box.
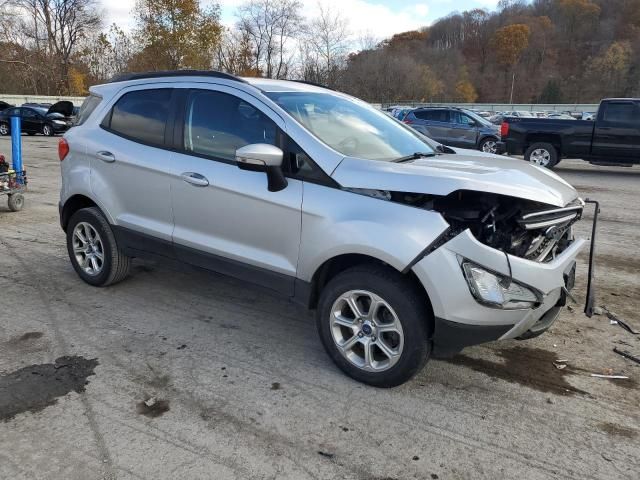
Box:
[66,207,131,286]
[525,142,558,168]
[0,123,9,136]
[42,124,54,136]
[316,264,431,387]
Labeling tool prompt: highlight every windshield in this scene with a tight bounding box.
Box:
[265,92,435,161]
[33,107,48,115]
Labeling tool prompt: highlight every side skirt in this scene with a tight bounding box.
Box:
[112,226,312,303]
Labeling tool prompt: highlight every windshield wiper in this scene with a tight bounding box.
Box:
[393,152,437,163]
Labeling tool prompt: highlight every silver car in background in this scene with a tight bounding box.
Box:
[59,71,590,387]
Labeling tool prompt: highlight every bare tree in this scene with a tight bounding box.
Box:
[302,1,350,87]
[236,0,303,78]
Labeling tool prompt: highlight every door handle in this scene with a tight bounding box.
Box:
[181,172,209,187]
[96,151,115,163]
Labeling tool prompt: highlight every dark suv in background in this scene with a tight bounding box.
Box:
[404,107,504,154]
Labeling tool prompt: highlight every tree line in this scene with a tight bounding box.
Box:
[0,0,638,104]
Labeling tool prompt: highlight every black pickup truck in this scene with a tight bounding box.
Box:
[502,98,639,168]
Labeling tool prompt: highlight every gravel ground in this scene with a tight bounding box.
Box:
[1,135,638,480]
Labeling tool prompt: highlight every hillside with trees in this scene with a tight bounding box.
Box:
[0,0,639,104]
[342,0,640,104]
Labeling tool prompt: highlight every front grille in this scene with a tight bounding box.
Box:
[518,199,584,262]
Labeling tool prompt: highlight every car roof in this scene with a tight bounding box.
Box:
[91,71,335,99]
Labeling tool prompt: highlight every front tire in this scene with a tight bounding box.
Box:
[525,142,558,168]
[66,207,131,286]
[479,137,498,154]
[316,264,431,387]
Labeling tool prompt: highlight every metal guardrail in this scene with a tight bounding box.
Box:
[376,102,600,112]
[0,94,86,106]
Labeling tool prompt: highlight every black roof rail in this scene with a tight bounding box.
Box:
[108,70,248,84]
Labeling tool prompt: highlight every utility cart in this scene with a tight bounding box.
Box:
[0,167,27,212]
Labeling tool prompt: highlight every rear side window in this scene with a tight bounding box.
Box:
[415,110,449,122]
[103,89,172,146]
[183,90,277,161]
[601,102,638,124]
[75,94,102,126]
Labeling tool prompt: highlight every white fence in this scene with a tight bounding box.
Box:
[0,94,86,106]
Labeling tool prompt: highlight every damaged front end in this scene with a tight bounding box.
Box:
[428,190,584,264]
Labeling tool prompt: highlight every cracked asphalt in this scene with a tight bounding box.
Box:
[1,136,639,479]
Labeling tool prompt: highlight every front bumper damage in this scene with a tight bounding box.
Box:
[413,218,596,356]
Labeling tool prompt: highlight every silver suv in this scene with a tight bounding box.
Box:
[59,71,589,387]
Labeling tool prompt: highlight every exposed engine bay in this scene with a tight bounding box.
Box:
[387,190,584,263]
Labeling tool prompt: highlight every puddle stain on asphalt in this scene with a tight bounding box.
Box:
[447,346,589,396]
[0,356,99,422]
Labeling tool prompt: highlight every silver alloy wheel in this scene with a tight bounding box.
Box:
[330,290,404,372]
[43,125,52,136]
[482,139,497,153]
[0,123,7,135]
[72,222,105,276]
[529,148,551,167]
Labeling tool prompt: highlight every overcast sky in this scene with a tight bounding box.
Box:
[101,0,501,40]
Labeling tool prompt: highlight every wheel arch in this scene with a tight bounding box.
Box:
[524,134,562,156]
[60,194,112,232]
[305,253,435,336]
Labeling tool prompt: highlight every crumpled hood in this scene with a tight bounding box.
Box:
[331,150,578,207]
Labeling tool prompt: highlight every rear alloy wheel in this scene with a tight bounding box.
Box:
[479,138,498,154]
[316,265,431,387]
[0,123,8,136]
[525,142,558,168]
[66,207,131,286]
[42,124,54,136]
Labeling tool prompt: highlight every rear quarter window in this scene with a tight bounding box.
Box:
[75,94,102,126]
[102,89,172,147]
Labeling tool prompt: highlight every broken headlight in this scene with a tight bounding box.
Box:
[462,262,540,310]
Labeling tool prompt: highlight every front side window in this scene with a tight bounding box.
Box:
[184,90,277,161]
[602,103,638,124]
[105,89,172,146]
[22,109,37,118]
[451,111,475,125]
[266,92,435,161]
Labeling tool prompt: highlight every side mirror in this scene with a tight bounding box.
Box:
[235,143,288,192]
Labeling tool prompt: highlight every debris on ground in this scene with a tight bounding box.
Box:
[590,373,629,379]
[592,306,603,316]
[271,382,281,390]
[318,451,335,459]
[553,359,568,370]
[567,305,574,313]
[176,344,187,350]
[136,396,170,417]
[601,306,639,335]
[613,347,640,365]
